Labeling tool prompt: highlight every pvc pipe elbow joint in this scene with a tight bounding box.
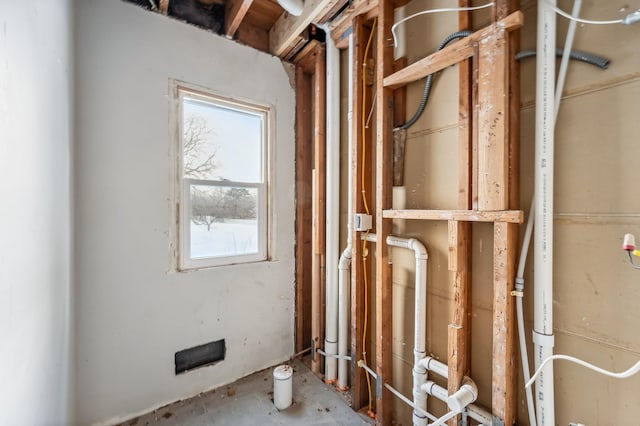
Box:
[447,377,478,412]
[276,0,304,16]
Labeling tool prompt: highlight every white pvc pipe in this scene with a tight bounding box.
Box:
[419,356,448,379]
[273,365,294,410]
[335,33,356,390]
[324,32,341,384]
[534,1,557,425]
[518,3,581,424]
[337,247,351,389]
[555,0,582,119]
[466,403,492,425]
[386,236,429,426]
[276,0,303,16]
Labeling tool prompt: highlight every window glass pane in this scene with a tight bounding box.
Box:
[183,97,263,183]
[190,184,259,259]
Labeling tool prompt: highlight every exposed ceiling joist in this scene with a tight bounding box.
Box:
[226,0,255,36]
[328,0,377,45]
[269,0,340,57]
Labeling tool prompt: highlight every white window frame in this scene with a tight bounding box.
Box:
[171,81,270,270]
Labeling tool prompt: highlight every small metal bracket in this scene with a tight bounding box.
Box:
[376,374,383,400]
[510,290,524,297]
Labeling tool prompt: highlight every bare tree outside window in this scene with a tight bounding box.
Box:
[183,115,217,179]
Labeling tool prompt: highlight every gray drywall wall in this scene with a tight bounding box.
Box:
[0,0,73,424]
[73,1,296,424]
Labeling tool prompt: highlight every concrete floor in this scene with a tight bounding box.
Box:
[121,359,373,426]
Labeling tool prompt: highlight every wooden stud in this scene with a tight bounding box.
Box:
[159,0,169,14]
[471,42,480,210]
[492,222,517,425]
[458,1,473,210]
[329,0,379,47]
[447,220,471,426]
[351,15,374,411]
[383,12,523,89]
[225,0,254,37]
[311,45,327,374]
[448,5,473,425]
[375,0,394,423]
[506,0,521,211]
[295,67,313,353]
[477,29,509,211]
[383,209,523,223]
[293,40,321,74]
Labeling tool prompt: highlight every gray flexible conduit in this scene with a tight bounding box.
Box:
[516,47,610,69]
[398,34,610,131]
[398,30,473,130]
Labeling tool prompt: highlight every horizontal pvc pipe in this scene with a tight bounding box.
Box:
[419,356,448,379]
[384,383,437,422]
[467,403,492,425]
[422,381,449,402]
[317,349,352,361]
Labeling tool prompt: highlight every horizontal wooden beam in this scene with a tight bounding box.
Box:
[269,0,341,57]
[225,0,254,37]
[382,209,523,223]
[383,11,523,89]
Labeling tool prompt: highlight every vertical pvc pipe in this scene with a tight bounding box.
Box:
[534,1,556,425]
[336,33,356,390]
[273,365,293,410]
[324,34,340,383]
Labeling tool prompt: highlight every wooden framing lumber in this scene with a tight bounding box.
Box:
[159,0,169,14]
[477,28,509,211]
[225,0,254,37]
[295,67,313,353]
[382,11,523,89]
[447,220,471,426]
[382,209,523,223]
[448,6,473,425]
[235,22,271,53]
[329,0,379,47]
[492,222,517,424]
[311,46,327,374]
[350,15,374,411]
[269,0,341,56]
[375,0,394,423]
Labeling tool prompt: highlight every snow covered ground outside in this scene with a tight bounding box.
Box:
[190,219,257,259]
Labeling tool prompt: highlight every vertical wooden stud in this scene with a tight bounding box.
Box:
[295,67,313,353]
[351,15,374,411]
[375,0,394,423]
[492,222,517,424]
[477,30,509,211]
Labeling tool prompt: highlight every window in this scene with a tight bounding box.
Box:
[173,83,269,269]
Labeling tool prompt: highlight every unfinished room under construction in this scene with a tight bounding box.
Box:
[2,0,640,425]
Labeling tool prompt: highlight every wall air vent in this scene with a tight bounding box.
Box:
[175,338,225,374]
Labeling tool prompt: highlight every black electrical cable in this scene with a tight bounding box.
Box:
[398,34,611,131]
[397,30,473,130]
[516,47,610,69]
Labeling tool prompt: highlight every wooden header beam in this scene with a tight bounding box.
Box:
[383,209,523,223]
[383,11,523,89]
[269,0,341,56]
